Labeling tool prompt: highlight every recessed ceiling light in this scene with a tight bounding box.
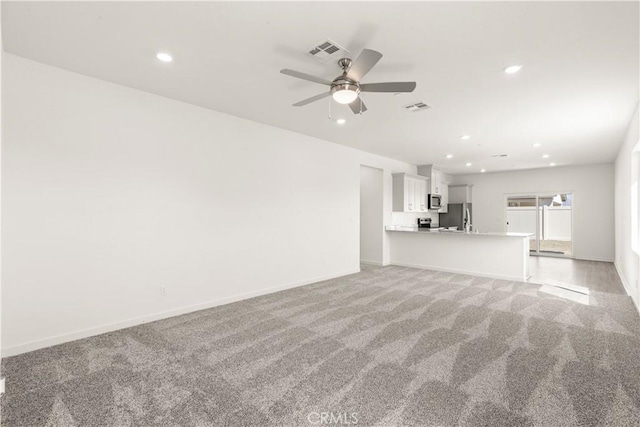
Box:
[156,52,173,63]
[549,162,556,167]
[504,64,523,74]
[532,143,541,148]
[460,135,471,140]
[465,162,472,167]
[336,118,346,125]
[446,154,453,159]
[480,169,486,173]
[542,154,550,158]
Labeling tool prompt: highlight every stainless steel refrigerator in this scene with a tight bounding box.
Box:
[439,203,472,230]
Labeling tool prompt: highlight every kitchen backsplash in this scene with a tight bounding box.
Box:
[390,211,439,227]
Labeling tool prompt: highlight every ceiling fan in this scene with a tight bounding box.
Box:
[280,49,417,114]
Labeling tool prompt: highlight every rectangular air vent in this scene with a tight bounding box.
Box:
[491,154,509,158]
[404,102,431,112]
[307,39,350,63]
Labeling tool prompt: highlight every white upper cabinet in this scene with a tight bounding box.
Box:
[392,173,429,212]
[416,165,449,213]
[418,179,428,212]
[406,178,416,211]
[432,169,442,194]
[439,182,449,213]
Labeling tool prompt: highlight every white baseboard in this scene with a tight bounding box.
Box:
[360,259,383,266]
[389,262,526,282]
[573,256,615,262]
[614,261,640,315]
[1,268,360,358]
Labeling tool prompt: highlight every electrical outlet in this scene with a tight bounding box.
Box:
[161,286,166,296]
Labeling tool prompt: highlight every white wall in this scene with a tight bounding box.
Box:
[1,54,417,356]
[451,164,615,262]
[390,211,439,227]
[359,166,383,265]
[614,102,640,309]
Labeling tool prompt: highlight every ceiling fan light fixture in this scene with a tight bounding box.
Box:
[331,83,360,104]
[332,90,358,104]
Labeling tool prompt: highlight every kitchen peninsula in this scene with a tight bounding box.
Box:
[386,226,532,281]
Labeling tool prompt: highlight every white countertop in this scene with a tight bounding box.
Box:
[385,225,533,238]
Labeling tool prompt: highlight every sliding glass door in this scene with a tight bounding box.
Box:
[506,193,573,257]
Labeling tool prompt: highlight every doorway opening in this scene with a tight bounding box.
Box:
[506,192,573,257]
[360,166,384,265]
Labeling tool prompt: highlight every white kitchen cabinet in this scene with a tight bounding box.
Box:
[419,179,428,212]
[416,165,449,213]
[406,178,416,211]
[440,183,449,213]
[432,169,442,194]
[392,173,429,212]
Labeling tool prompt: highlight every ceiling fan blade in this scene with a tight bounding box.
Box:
[348,97,368,114]
[360,82,417,93]
[280,69,332,86]
[347,49,383,81]
[293,92,331,107]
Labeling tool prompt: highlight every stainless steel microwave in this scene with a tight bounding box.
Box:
[428,194,442,210]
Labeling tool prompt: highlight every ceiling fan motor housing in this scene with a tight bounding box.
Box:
[331,78,360,95]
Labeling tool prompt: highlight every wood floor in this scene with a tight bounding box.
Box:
[529,239,572,255]
[528,256,626,294]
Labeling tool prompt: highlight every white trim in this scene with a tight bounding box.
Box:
[360,259,383,266]
[1,268,360,358]
[389,262,526,282]
[573,256,615,263]
[614,261,640,315]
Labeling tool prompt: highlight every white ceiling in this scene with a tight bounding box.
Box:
[3,1,638,174]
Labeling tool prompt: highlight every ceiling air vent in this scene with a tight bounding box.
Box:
[404,102,431,112]
[491,154,509,158]
[307,39,350,64]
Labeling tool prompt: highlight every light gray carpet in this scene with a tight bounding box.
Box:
[2,265,640,426]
